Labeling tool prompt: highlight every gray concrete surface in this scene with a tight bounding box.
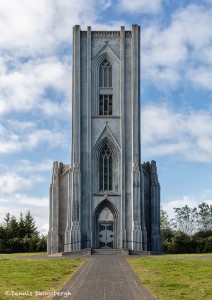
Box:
[53,256,156,300]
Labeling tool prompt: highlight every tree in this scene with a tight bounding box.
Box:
[0,211,46,253]
[23,211,39,238]
[1,213,19,252]
[36,235,47,251]
[1,212,11,239]
[160,204,212,254]
[18,212,26,238]
[172,205,198,235]
[160,207,171,230]
[171,231,192,254]
[8,216,19,239]
[0,225,6,252]
[1,212,11,228]
[197,202,212,231]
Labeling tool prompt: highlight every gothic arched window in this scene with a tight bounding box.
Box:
[99,145,112,191]
[99,59,112,88]
[99,59,113,116]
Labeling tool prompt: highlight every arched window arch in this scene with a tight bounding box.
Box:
[99,144,112,191]
[99,59,113,116]
[99,59,112,88]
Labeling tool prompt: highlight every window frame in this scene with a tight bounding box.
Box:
[99,144,113,191]
[99,59,112,88]
[99,59,113,116]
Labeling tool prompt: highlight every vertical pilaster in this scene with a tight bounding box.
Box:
[131,25,140,164]
[87,26,92,248]
[150,161,162,253]
[64,169,72,252]
[47,162,59,254]
[120,26,126,248]
[49,185,53,231]
[131,25,142,250]
[141,169,147,250]
[72,25,81,164]
[70,25,81,250]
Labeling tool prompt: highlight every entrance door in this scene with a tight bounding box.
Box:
[99,223,114,249]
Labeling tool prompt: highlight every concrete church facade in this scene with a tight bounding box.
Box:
[48,25,162,255]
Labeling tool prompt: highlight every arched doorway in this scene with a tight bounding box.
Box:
[98,207,114,248]
[93,199,119,249]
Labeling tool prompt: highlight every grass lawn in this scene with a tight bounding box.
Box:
[0,253,86,300]
[127,254,212,300]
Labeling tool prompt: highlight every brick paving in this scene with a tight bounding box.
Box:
[53,256,156,300]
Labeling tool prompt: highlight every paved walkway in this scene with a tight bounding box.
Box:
[53,256,156,300]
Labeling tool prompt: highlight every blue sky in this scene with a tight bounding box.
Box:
[0,0,212,234]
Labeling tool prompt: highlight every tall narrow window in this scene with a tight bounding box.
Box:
[99,59,113,116]
[99,59,112,88]
[99,145,112,191]
[99,95,112,115]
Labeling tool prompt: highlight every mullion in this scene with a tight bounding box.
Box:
[104,156,108,190]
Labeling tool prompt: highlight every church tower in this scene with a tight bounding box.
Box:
[48,25,162,254]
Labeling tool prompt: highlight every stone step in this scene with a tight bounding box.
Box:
[91,248,129,255]
[60,248,91,256]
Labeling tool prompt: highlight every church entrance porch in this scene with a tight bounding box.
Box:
[98,207,114,249]
[93,199,119,249]
[99,222,114,249]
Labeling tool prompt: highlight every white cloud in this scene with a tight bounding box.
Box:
[142,105,212,163]
[0,0,98,55]
[0,120,69,154]
[162,196,199,220]
[7,120,36,131]
[0,194,49,235]
[118,0,162,14]
[0,0,55,54]
[162,196,212,220]
[201,189,212,199]
[52,0,98,41]
[142,4,212,90]
[0,57,71,116]
[39,223,49,235]
[173,5,212,50]
[0,1,101,119]
[142,66,181,89]
[99,0,112,10]
[186,67,212,90]
[14,160,53,174]
[16,194,48,207]
[0,173,43,195]
[26,128,67,149]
